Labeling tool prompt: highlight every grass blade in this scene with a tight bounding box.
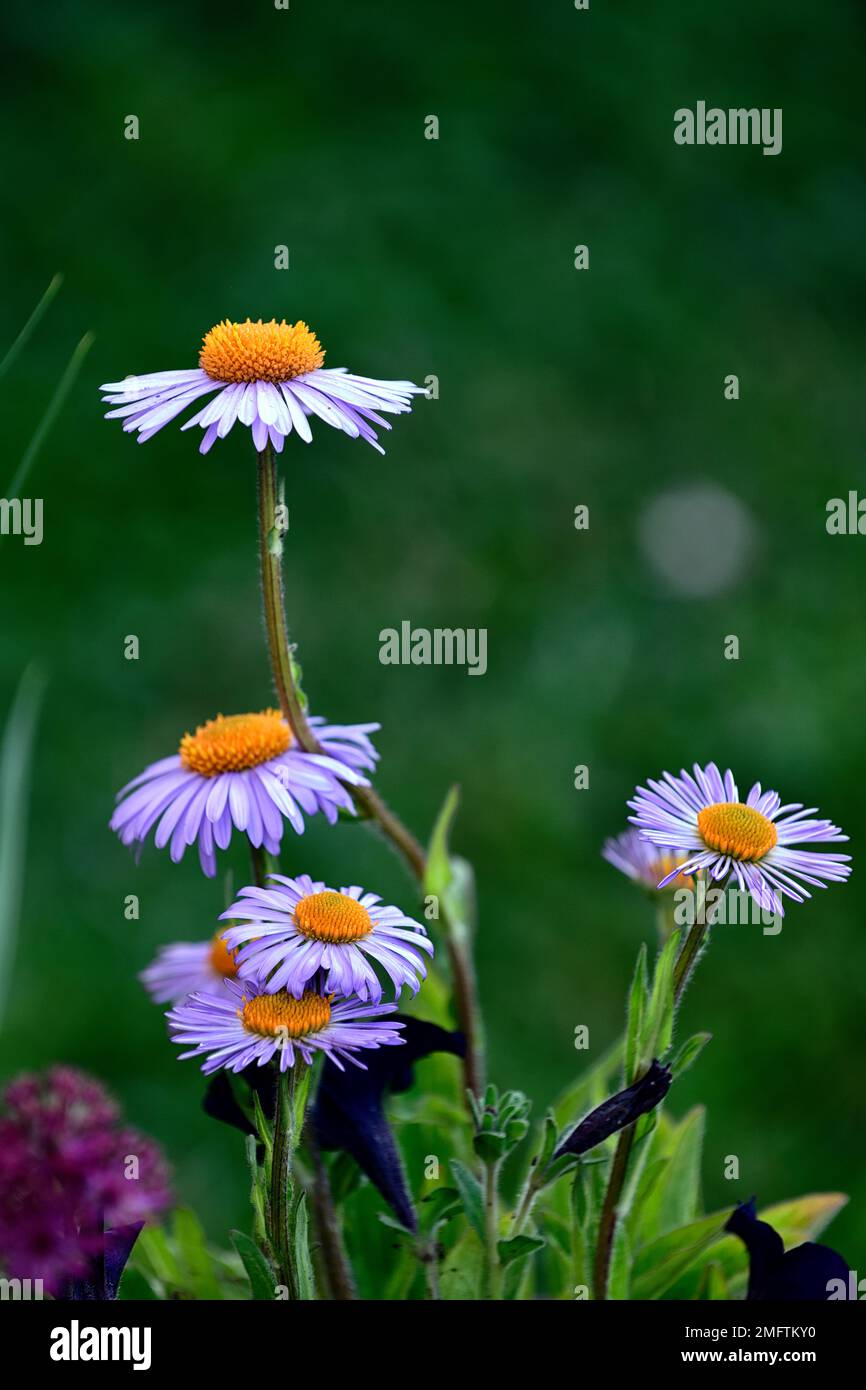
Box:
[0,665,47,1027]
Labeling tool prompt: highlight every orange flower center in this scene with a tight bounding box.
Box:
[696,802,778,861]
[199,318,325,383]
[294,890,373,943]
[651,852,693,889]
[209,931,238,979]
[240,989,332,1038]
[179,710,291,776]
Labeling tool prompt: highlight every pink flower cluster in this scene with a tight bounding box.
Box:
[0,1066,171,1295]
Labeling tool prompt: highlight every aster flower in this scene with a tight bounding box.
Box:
[220,873,434,1003]
[141,931,238,1004]
[100,318,424,456]
[0,1067,171,1297]
[167,979,405,1074]
[603,828,693,892]
[629,762,851,915]
[110,709,378,878]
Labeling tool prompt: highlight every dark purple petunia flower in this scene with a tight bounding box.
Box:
[0,1067,171,1297]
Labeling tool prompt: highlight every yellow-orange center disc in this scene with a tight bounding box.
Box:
[294,890,373,943]
[652,852,693,888]
[179,710,291,776]
[199,319,325,383]
[240,989,332,1038]
[696,802,778,861]
[209,932,238,979]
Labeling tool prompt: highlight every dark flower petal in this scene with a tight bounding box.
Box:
[65,1222,144,1301]
[553,1059,672,1160]
[312,1017,465,1234]
[726,1197,851,1301]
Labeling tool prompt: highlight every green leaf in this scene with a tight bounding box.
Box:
[116,1266,158,1301]
[624,943,648,1084]
[231,1229,277,1301]
[172,1208,222,1300]
[420,1186,463,1230]
[635,1107,706,1244]
[498,1233,545,1268]
[0,666,45,1029]
[700,1261,729,1300]
[439,1229,483,1301]
[131,1225,182,1290]
[642,929,681,1063]
[607,1223,631,1300]
[669,1031,712,1079]
[425,784,460,899]
[450,1159,485,1242]
[631,1208,732,1300]
[293,1193,316,1300]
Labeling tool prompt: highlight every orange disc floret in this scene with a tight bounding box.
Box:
[240,989,332,1038]
[294,890,373,943]
[697,802,778,862]
[209,931,239,979]
[199,318,325,383]
[179,710,292,777]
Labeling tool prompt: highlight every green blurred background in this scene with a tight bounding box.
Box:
[2,0,865,1265]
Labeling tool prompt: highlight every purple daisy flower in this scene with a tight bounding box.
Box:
[140,931,239,1004]
[100,318,424,456]
[602,828,693,892]
[220,873,434,1003]
[628,762,852,915]
[167,979,405,1074]
[110,709,378,878]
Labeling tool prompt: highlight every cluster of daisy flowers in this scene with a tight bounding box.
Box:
[116,708,433,1073]
[151,876,432,1075]
[604,760,851,917]
[104,315,433,1075]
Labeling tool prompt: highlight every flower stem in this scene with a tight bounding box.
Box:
[254,443,484,1096]
[481,1160,502,1299]
[269,1060,312,1299]
[593,873,711,1300]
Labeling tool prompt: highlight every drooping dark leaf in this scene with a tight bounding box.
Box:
[726,1197,851,1301]
[553,1059,672,1161]
[312,1016,465,1234]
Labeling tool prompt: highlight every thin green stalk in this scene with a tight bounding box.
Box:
[254,442,484,1096]
[0,273,63,380]
[481,1160,502,1299]
[5,331,94,500]
[268,1061,312,1299]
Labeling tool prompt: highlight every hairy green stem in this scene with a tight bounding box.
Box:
[254,443,484,1096]
[269,1062,311,1299]
[481,1161,502,1299]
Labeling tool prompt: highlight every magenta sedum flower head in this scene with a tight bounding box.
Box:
[603,828,693,892]
[141,931,239,1004]
[0,1067,171,1295]
[220,873,434,1003]
[100,318,425,455]
[167,979,405,1074]
[110,708,378,878]
[628,762,852,916]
